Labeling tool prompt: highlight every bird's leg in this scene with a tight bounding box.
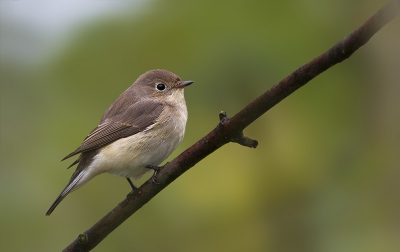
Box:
[145,163,167,184]
[125,178,138,203]
[126,177,137,191]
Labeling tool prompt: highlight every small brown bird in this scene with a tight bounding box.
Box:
[46,69,193,215]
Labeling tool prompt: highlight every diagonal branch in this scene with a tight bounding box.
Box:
[63,1,400,251]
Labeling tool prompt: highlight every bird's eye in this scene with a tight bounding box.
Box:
[156,83,166,91]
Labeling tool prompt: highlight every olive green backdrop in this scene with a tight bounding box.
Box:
[1,0,399,251]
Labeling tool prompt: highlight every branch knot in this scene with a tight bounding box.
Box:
[219,111,258,148]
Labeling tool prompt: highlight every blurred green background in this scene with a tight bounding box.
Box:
[1,0,399,251]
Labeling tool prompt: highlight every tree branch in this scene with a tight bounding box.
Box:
[63,1,400,251]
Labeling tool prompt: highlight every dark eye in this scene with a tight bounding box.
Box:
[156,83,166,91]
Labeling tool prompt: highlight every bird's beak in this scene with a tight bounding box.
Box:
[176,80,194,88]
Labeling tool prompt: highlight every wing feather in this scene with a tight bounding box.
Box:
[62,100,163,161]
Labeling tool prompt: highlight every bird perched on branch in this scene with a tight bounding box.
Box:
[46,69,193,216]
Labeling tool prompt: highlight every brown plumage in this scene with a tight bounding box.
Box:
[46,69,193,216]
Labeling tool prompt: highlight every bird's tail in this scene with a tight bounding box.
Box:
[46,170,86,216]
[46,193,67,216]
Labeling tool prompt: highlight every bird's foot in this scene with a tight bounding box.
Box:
[126,177,137,191]
[145,163,167,184]
[126,178,137,203]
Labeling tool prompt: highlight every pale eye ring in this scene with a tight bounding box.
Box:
[156,83,166,91]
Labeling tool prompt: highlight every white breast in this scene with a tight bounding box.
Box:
[86,101,188,180]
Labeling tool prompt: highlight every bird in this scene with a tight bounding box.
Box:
[46,69,193,216]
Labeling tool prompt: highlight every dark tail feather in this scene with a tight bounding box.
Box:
[46,193,67,216]
[46,170,86,216]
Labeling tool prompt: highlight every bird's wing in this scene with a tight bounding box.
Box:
[62,100,164,161]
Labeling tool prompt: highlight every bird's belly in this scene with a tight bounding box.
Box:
[90,125,185,179]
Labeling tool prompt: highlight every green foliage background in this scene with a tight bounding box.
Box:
[1,0,399,251]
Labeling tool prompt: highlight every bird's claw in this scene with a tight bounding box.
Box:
[145,164,166,185]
